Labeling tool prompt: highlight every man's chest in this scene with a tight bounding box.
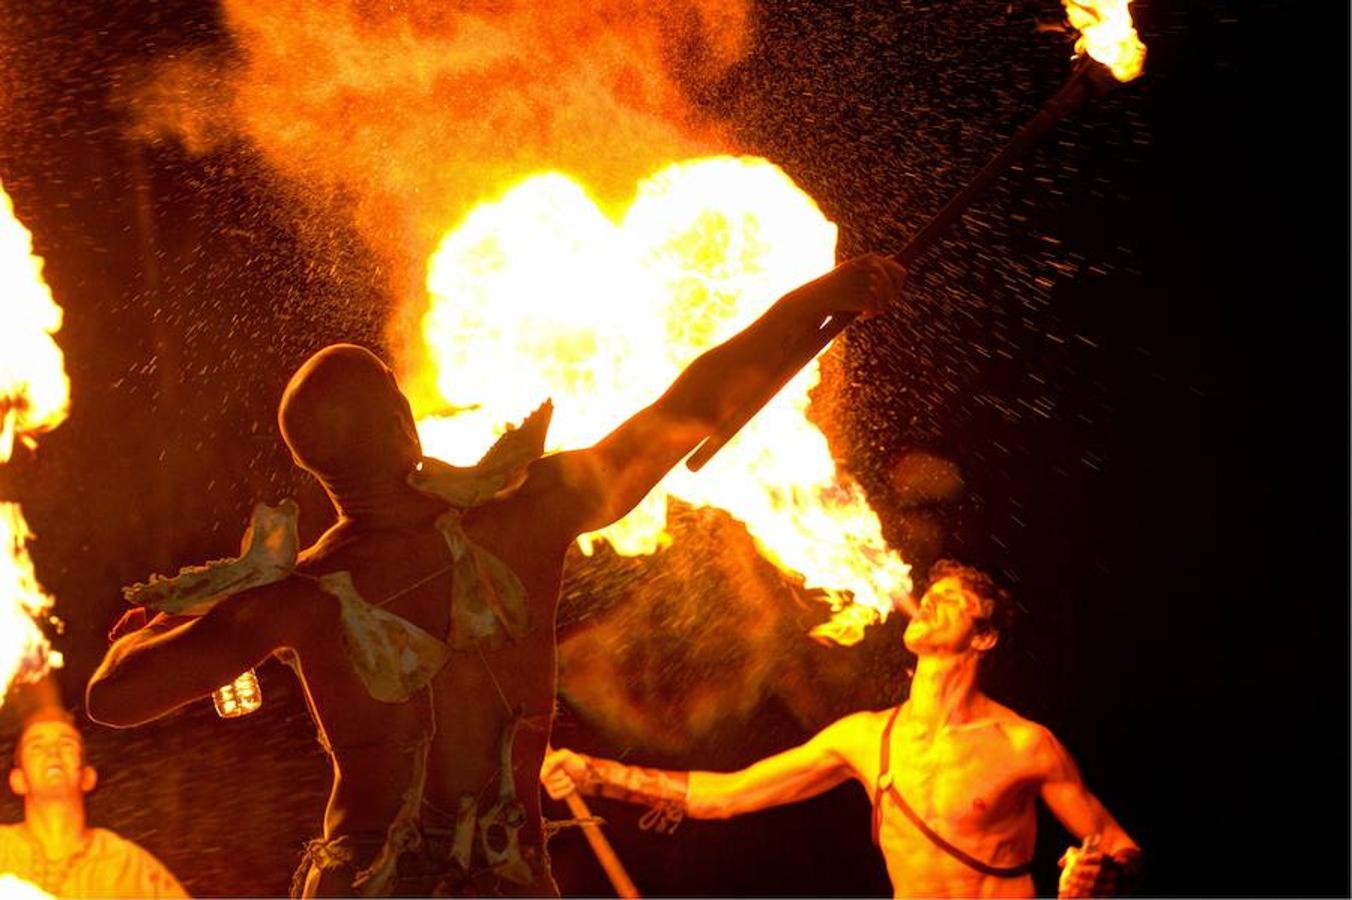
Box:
[879,723,1038,829]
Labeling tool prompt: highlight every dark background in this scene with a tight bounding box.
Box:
[0,0,1347,896]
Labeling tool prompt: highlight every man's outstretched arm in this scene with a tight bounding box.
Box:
[86,578,322,727]
[1035,727,1142,896]
[544,254,905,536]
[541,713,867,820]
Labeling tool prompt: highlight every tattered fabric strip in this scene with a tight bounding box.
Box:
[438,514,530,650]
[323,571,452,703]
[122,499,300,616]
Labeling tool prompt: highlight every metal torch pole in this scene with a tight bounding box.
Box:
[686,58,1118,472]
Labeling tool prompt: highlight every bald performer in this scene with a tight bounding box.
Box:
[87,254,907,896]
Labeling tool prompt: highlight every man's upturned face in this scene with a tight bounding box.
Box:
[902,576,992,656]
[13,721,87,800]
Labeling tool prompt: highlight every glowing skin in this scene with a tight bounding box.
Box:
[1,717,187,898]
[543,576,1141,898]
[85,254,905,897]
[10,721,95,861]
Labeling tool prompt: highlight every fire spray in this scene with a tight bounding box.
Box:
[687,5,1146,472]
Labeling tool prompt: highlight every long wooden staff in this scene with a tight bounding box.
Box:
[685,58,1119,472]
[563,791,641,898]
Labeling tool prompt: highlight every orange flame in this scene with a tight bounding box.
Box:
[414,157,912,644]
[1,186,68,462]
[1065,0,1146,82]
[0,874,56,899]
[0,181,68,704]
[124,0,750,310]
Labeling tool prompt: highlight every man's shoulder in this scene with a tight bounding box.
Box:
[513,452,598,520]
[87,827,158,853]
[982,696,1039,728]
[86,828,177,872]
[479,451,600,540]
[831,705,896,729]
[86,827,141,856]
[0,824,29,877]
[86,828,188,896]
[982,701,1067,766]
[816,706,899,748]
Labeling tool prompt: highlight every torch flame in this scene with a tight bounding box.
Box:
[414,157,911,644]
[0,181,69,705]
[1064,0,1146,82]
[1,186,68,462]
[0,874,56,899]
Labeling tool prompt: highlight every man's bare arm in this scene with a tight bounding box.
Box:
[546,255,905,536]
[687,719,861,818]
[542,713,867,820]
[86,578,323,727]
[1036,727,1142,894]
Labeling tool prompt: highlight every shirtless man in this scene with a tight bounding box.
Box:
[84,253,906,897]
[542,560,1142,898]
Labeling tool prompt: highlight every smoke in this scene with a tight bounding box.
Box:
[123,0,753,355]
[556,504,910,756]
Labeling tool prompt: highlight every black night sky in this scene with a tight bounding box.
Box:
[0,1,1346,897]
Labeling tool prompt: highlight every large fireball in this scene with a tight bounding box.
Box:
[414,157,911,643]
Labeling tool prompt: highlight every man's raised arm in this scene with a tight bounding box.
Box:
[541,713,869,820]
[544,254,906,537]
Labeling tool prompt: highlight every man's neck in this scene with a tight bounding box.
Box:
[905,652,984,727]
[327,474,448,526]
[22,799,89,860]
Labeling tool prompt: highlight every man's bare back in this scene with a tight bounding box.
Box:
[282,479,579,895]
[86,255,907,896]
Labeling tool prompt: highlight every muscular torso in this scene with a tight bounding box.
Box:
[844,702,1048,899]
[274,468,577,895]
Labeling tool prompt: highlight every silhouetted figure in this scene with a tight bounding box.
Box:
[87,255,906,896]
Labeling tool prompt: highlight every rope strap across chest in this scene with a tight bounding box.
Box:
[872,706,1033,879]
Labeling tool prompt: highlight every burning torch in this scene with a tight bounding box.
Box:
[686,0,1146,472]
